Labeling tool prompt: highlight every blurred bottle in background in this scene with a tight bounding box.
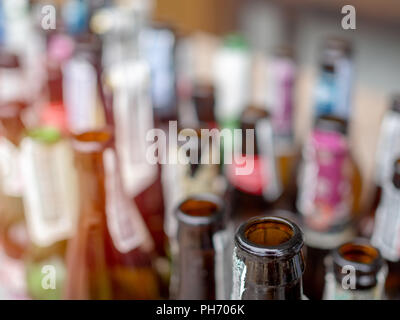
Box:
[62,0,89,37]
[40,33,75,132]
[141,23,178,127]
[314,38,353,121]
[173,194,229,299]
[0,51,29,299]
[20,127,78,299]
[0,52,27,240]
[102,3,168,264]
[232,216,305,300]
[359,96,400,237]
[297,115,362,299]
[63,33,106,133]
[213,34,251,130]
[226,106,282,227]
[371,158,400,299]
[323,239,386,300]
[65,129,160,300]
[264,46,298,210]
[163,126,227,298]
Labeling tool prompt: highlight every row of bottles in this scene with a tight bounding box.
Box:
[0,0,399,301]
[0,0,169,299]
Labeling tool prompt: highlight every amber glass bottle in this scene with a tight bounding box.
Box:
[232,216,305,300]
[64,129,160,299]
[174,194,229,300]
[323,239,386,300]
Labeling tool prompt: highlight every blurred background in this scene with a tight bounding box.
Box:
[0,0,400,300]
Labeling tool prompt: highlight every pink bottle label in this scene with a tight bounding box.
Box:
[299,130,353,231]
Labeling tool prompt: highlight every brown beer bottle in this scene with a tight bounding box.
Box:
[371,158,400,299]
[226,106,282,227]
[174,194,229,299]
[297,115,362,299]
[323,239,387,299]
[232,216,305,300]
[64,129,160,299]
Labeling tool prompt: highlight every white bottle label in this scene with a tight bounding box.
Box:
[103,148,154,253]
[213,48,251,124]
[20,138,78,247]
[109,61,157,197]
[63,57,103,133]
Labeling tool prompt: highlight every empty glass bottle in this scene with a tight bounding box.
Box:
[232,216,305,300]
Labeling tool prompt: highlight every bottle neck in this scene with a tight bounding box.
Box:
[232,216,305,300]
[72,131,113,221]
[325,240,386,299]
[175,195,224,300]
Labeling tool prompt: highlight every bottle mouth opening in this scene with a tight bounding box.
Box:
[176,194,223,225]
[236,216,303,258]
[338,243,379,264]
[244,220,293,246]
[72,128,113,153]
[333,240,383,273]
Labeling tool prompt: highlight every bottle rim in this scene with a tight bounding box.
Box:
[175,193,224,226]
[71,127,114,153]
[235,216,304,258]
[332,238,384,274]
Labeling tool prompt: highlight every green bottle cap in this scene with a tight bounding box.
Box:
[28,127,62,144]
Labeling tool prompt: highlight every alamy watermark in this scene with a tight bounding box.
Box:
[41,264,56,290]
[41,5,56,30]
[341,265,356,290]
[341,5,356,30]
[145,121,255,175]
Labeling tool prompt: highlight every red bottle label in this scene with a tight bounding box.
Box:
[226,154,265,196]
